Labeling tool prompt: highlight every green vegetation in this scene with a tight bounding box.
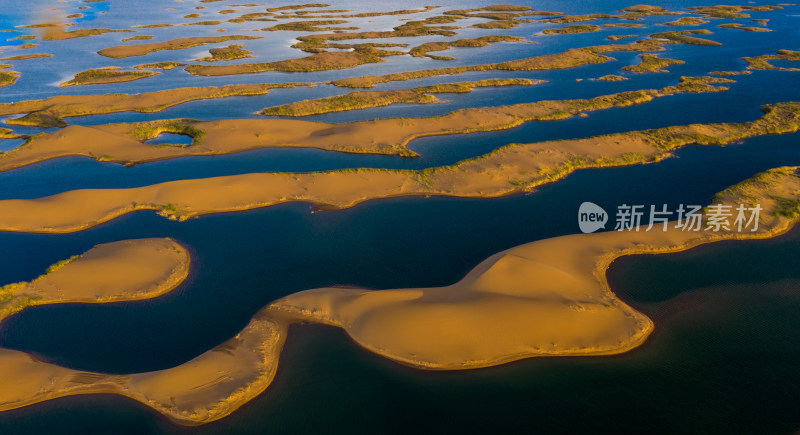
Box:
[541,24,600,35]
[0,83,310,127]
[718,23,771,32]
[471,20,534,29]
[97,35,261,58]
[409,35,525,60]
[134,61,186,70]
[261,79,537,116]
[5,112,67,128]
[265,3,329,12]
[259,20,358,32]
[664,17,708,26]
[687,5,783,19]
[122,35,153,42]
[0,70,19,87]
[622,53,685,73]
[606,34,636,41]
[45,255,79,274]
[709,70,752,76]
[42,28,133,41]
[129,119,204,144]
[650,29,722,46]
[60,68,158,87]
[742,49,800,71]
[596,74,628,81]
[539,6,672,24]
[0,54,53,60]
[194,44,253,61]
[182,21,223,26]
[330,38,672,88]
[186,46,389,75]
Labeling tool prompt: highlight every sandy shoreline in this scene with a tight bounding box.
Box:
[0,167,797,425]
[0,100,796,234]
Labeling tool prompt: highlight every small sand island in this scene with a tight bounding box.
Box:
[60,67,159,87]
[0,238,189,322]
[0,167,797,425]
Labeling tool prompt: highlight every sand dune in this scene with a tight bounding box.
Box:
[0,167,797,424]
[0,101,797,234]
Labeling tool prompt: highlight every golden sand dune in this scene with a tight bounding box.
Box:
[0,309,284,426]
[0,77,731,171]
[2,99,798,234]
[0,167,797,425]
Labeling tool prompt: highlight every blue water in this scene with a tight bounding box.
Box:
[1,0,800,433]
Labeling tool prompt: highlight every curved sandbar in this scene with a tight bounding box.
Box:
[271,167,800,369]
[0,77,730,171]
[0,238,285,426]
[0,167,798,424]
[0,238,189,322]
[1,99,798,234]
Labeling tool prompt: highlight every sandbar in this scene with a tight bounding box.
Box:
[3,98,800,234]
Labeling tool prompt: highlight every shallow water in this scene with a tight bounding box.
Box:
[1,0,799,433]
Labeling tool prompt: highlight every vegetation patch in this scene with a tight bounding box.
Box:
[60,67,158,87]
[194,44,253,61]
[622,53,685,73]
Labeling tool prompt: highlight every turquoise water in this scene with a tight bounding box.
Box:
[1,0,800,433]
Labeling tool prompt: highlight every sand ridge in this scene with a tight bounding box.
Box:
[1,99,798,234]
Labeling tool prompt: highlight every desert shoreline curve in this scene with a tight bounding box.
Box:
[0,166,797,425]
[3,1,800,432]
